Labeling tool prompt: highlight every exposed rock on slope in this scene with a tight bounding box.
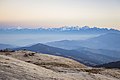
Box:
[0,50,120,80]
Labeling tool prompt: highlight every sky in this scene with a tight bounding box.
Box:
[0,0,120,29]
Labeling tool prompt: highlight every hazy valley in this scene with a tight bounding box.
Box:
[0,26,120,80]
[1,0,120,79]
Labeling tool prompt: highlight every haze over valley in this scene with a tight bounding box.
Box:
[0,0,120,80]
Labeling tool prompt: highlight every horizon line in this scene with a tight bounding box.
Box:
[0,25,119,31]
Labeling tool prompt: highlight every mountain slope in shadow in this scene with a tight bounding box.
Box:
[80,33,120,51]
[14,43,120,66]
[46,33,120,51]
[96,61,120,69]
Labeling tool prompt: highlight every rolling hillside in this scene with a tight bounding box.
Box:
[14,43,120,66]
[0,50,120,80]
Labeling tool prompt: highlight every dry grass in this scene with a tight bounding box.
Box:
[0,50,120,80]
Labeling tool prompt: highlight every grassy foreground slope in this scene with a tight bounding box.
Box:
[0,50,120,80]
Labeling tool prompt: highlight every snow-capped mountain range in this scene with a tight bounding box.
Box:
[0,26,120,34]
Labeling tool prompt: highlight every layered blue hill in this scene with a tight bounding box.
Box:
[14,43,120,66]
[47,33,120,51]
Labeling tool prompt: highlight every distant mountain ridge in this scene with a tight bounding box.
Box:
[0,43,17,49]
[80,33,120,51]
[96,61,120,69]
[47,33,120,51]
[14,43,120,66]
[0,26,120,34]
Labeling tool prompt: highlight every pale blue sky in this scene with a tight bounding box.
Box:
[0,0,120,29]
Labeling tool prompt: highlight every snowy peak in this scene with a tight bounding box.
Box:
[0,25,119,34]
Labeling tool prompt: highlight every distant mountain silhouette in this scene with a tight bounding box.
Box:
[14,43,120,66]
[47,33,120,51]
[0,43,16,49]
[75,48,120,59]
[46,40,82,50]
[0,26,120,34]
[96,61,120,69]
[80,33,120,51]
